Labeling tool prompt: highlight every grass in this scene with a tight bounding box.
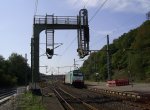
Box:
[17,92,45,110]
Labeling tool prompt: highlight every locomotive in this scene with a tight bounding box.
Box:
[64,70,84,88]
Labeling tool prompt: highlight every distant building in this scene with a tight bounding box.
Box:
[146,11,150,20]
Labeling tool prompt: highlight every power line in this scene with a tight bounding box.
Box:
[89,0,109,23]
[57,0,82,62]
[73,0,78,7]
[73,0,90,9]
[83,0,90,8]
[89,0,142,46]
[62,37,77,55]
[57,36,77,65]
[52,1,81,67]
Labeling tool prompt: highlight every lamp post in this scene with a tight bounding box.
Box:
[107,35,111,80]
[25,54,28,86]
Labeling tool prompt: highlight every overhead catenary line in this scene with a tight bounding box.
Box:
[55,0,82,66]
[89,0,109,23]
[83,0,90,8]
[72,0,91,10]
[61,37,77,57]
[73,0,78,7]
[58,0,84,58]
[57,37,77,66]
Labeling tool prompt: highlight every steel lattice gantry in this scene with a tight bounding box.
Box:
[31,9,90,84]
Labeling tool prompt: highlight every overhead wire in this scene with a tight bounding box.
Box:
[57,0,86,64]
[33,0,52,71]
[32,0,78,73]
[78,0,109,52]
[103,0,145,37]
[80,0,149,58]
[62,37,77,55]
[53,0,109,68]
[90,6,145,51]
[90,0,138,46]
[57,35,77,65]
[90,23,136,50]
[72,0,86,9]
[58,0,87,64]
[73,0,91,10]
[72,0,79,7]
[89,0,109,23]
[83,0,90,8]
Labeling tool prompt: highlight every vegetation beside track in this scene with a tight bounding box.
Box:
[16,92,45,110]
[80,20,150,82]
[0,53,31,87]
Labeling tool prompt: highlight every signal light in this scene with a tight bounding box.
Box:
[46,48,54,55]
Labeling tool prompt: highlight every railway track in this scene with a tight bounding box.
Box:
[0,88,16,105]
[53,83,150,110]
[88,88,150,110]
[54,87,98,110]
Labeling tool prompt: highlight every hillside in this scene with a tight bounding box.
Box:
[80,20,150,82]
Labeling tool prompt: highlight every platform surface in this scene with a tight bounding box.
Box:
[85,81,150,93]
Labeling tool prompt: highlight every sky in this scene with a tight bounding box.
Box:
[0,0,150,75]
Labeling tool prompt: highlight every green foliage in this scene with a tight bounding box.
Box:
[80,20,150,82]
[0,53,31,87]
[17,92,45,110]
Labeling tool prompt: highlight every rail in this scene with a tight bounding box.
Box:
[0,88,16,105]
[54,87,98,110]
[54,88,74,110]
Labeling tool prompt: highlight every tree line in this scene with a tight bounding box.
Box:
[0,53,31,87]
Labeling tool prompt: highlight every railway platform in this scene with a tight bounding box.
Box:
[85,81,150,101]
[85,81,150,92]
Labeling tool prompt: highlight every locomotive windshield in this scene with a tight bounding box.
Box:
[73,70,83,76]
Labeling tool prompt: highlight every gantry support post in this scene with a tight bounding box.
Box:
[32,29,40,88]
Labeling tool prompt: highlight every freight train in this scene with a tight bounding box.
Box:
[64,70,84,88]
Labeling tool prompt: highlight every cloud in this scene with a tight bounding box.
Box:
[66,0,99,8]
[67,0,150,13]
[106,0,150,13]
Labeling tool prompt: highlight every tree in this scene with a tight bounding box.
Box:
[8,53,31,85]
